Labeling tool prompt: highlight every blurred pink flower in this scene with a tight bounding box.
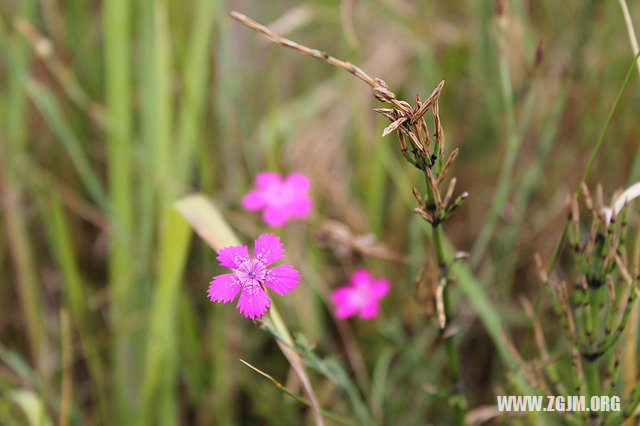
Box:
[208,234,300,320]
[242,171,312,227]
[331,269,390,319]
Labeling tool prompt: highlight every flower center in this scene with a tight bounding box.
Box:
[265,183,294,207]
[236,258,266,286]
[352,287,371,306]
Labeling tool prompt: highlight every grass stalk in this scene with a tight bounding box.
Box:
[40,191,108,422]
[138,207,193,425]
[0,1,46,372]
[58,310,72,426]
[152,0,173,209]
[175,0,221,183]
[104,0,135,418]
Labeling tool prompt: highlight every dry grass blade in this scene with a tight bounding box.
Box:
[425,168,442,208]
[412,187,423,206]
[443,177,457,208]
[174,194,239,250]
[403,129,426,154]
[581,183,594,211]
[382,116,407,137]
[435,281,446,329]
[432,101,445,156]
[436,148,459,187]
[410,80,445,123]
[534,254,549,283]
[607,275,617,309]
[240,359,282,387]
[618,0,640,76]
[500,328,550,394]
[596,183,604,213]
[616,254,633,285]
[520,297,550,365]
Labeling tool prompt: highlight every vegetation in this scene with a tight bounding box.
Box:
[2,1,640,424]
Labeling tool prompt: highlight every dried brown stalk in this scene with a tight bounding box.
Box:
[230,11,413,116]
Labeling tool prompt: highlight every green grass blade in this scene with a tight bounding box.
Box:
[25,82,109,209]
[0,7,46,371]
[104,0,135,419]
[38,190,108,423]
[138,207,193,426]
[175,0,221,183]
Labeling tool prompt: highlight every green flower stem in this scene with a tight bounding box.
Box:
[268,299,294,345]
[424,175,466,425]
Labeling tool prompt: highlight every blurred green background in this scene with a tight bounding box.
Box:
[1,0,640,424]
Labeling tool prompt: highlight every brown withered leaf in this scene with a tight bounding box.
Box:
[382,116,407,137]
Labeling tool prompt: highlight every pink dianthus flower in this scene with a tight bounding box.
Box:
[242,171,312,227]
[208,233,300,320]
[331,269,390,319]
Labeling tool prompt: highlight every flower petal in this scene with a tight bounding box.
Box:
[287,194,312,218]
[263,264,299,295]
[285,173,311,192]
[371,279,390,298]
[331,287,359,319]
[359,300,380,319]
[253,233,285,266]
[236,281,270,319]
[255,171,282,189]
[208,273,242,303]
[262,205,290,227]
[216,245,250,269]
[350,269,372,288]
[242,189,266,211]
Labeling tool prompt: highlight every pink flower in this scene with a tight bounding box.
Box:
[331,269,390,319]
[242,171,312,227]
[208,234,300,320]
